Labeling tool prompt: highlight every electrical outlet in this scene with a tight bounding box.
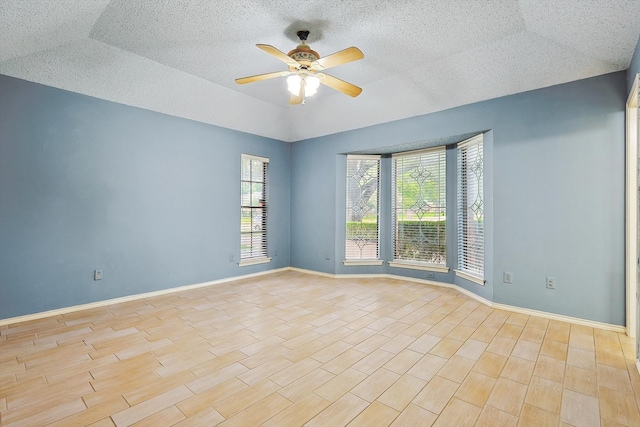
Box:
[503,272,513,284]
[229,254,234,262]
[94,269,103,281]
[546,277,556,289]
[324,251,331,260]
[274,249,278,257]
[426,272,435,280]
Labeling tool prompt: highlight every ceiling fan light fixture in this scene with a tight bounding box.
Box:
[235,30,363,103]
[287,74,302,95]
[305,75,320,96]
[287,74,320,97]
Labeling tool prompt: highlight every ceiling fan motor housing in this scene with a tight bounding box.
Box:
[287,48,319,66]
[288,30,319,67]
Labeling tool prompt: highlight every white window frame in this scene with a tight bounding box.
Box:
[455,135,484,284]
[239,154,271,266]
[390,146,449,272]
[344,155,383,266]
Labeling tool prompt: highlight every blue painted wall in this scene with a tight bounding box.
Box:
[491,76,625,324]
[290,72,626,325]
[0,74,290,319]
[628,34,640,94]
[1,70,628,326]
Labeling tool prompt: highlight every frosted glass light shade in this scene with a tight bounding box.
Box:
[287,74,320,97]
[287,74,302,95]
[305,75,320,96]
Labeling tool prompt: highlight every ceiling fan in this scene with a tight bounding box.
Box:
[235,31,364,105]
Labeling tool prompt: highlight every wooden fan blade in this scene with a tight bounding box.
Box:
[235,71,290,85]
[318,73,362,97]
[256,44,300,68]
[312,47,363,70]
[289,94,304,105]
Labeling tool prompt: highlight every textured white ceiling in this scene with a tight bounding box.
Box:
[1,0,639,142]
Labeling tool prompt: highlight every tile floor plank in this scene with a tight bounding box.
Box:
[110,386,193,427]
[411,375,459,414]
[261,393,331,427]
[217,392,292,427]
[305,392,369,427]
[389,403,438,426]
[560,389,601,427]
[350,368,400,403]
[432,398,481,427]
[346,401,399,427]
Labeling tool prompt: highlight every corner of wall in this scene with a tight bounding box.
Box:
[628,34,640,94]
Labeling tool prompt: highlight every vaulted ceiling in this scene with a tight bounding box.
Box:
[1,1,639,142]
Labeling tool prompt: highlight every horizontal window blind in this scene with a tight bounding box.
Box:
[345,155,380,260]
[240,154,268,260]
[457,136,484,278]
[392,147,446,265]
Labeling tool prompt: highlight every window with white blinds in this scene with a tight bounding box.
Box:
[240,154,269,262]
[392,147,447,266]
[345,155,380,261]
[457,135,484,280]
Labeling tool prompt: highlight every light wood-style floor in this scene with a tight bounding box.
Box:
[1,270,640,426]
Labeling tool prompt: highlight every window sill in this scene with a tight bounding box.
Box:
[343,260,384,266]
[388,261,449,273]
[238,257,272,267]
[455,269,485,286]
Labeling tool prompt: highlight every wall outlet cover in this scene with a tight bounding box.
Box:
[503,272,513,284]
[94,269,103,281]
[546,277,556,289]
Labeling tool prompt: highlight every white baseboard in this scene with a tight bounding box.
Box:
[0,267,290,327]
[0,266,627,335]
[289,267,626,333]
[288,267,336,278]
[491,303,625,333]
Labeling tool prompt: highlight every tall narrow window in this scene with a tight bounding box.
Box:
[457,135,484,281]
[345,155,380,262]
[240,154,269,263]
[391,147,447,268]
